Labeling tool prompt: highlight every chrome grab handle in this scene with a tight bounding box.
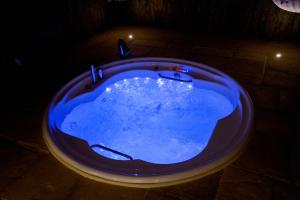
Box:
[90,144,133,160]
[159,73,192,82]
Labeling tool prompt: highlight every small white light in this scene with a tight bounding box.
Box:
[188,84,193,89]
[157,78,164,87]
[123,79,128,82]
[275,53,282,58]
[134,77,139,80]
[128,34,133,39]
[144,77,150,84]
[114,83,120,87]
[106,87,111,92]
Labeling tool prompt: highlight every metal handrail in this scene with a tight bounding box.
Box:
[159,73,192,82]
[90,144,133,160]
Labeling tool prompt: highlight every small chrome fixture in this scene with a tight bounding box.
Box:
[97,68,103,80]
[118,39,132,59]
[90,65,104,85]
[175,66,189,73]
[90,64,97,85]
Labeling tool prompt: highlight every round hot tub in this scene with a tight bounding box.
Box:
[43,57,253,188]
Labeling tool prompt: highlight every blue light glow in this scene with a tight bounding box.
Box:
[106,87,112,92]
[59,75,234,164]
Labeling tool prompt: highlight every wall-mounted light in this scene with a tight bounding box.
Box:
[275,53,282,59]
[128,34,133,40]
[272,0,300,13]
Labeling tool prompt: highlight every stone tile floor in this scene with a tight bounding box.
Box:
[1,26,300,199]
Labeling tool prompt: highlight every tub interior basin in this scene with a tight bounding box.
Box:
[52,69,238,164]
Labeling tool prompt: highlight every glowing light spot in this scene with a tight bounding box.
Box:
[275,53,282,58]
[128,34,133,39]
[114,83,120,88]
[106,87,111,92]
[144,77,150,84]
[123,79,128,82]
[188,84,193,89]
[157,78,164,87]
[134,77,139,80]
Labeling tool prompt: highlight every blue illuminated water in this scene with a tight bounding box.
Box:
[60,76,234,164]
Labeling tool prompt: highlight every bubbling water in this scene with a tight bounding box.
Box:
[61,76,234,164]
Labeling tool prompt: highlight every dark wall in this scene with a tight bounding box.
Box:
[130,0,300,41]
[65,0,106,35]
[2,0,106,41]
[1,0,107,71]
[2,0,300,64]
[1,0,106,108]
[2,0,300,43]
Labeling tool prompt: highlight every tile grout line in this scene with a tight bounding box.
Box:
[213,170,225,200]
[0,154,45,198]
[230,164,300,188]
[261,55,268,83]
[62,179,80,200]
[0,134,49,155]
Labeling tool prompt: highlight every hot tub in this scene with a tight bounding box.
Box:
[43,57,253,187]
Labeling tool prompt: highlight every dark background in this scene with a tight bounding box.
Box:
[3,0,300,42]
[2,0,300,66]
[1,0,299,116]
[0,2,299,198]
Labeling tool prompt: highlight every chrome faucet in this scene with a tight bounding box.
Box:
[90,64,97,85]
[118,39,132,59]
[90,65,104,85]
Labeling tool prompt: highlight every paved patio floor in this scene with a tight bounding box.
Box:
[1,26,300,200]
